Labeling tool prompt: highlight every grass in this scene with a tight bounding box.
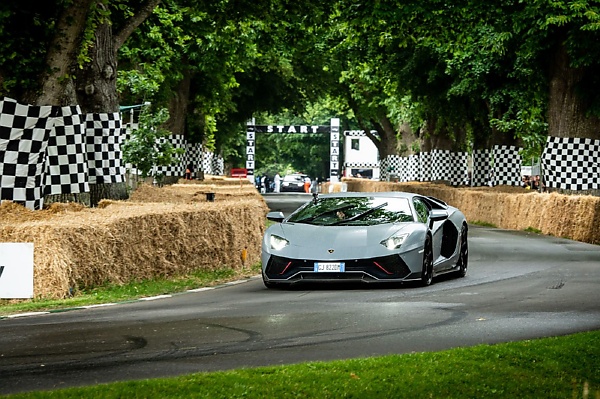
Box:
[524,226,543,234]
[2,330,598,398]
[0,263,261,316]
[470,220,498,228]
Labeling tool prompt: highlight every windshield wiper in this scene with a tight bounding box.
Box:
[293,203,355,223]
[329,202,388,225]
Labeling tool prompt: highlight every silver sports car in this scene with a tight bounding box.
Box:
[261,192,468,288]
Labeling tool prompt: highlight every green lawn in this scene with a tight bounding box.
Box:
[3,330,598,398]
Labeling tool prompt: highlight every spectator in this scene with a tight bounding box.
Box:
[274,173,281,193]
[304,176,311,193]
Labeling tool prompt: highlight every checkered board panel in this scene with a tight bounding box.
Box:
[407,155,419,182]
[43,106,89,196]
[378,157,389,180]
[397,157,409,182]
[472,149,491,186]
[380,155,399,181]
[430,150,468,186]
[85,113,125,184]
[419,152,432,182]
[431,150,451,182]
[212,156,224,176]
[155,135,186,177]
[344,162,379,168]
[493,145,522,186]
[0,97,53,210]
[183,142,202,174]
[542,136,600,191]
[202,151,214,174]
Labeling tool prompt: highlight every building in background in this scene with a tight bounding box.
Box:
[343,130,380,179]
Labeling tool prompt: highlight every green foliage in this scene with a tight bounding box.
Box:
[121,107,184,178]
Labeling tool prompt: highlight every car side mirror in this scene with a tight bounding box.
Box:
[429,209,448,222]
[266,211,285,223]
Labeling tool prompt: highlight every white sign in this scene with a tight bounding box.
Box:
[0,243,34,299]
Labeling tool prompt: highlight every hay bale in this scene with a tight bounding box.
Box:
[1,185,268,299]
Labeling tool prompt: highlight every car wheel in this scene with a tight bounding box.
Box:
[420,235,434,286]
[456,225,468,278]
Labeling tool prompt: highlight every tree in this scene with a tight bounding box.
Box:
[121,107,183,182]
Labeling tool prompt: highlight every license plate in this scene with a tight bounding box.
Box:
[314,262,345,272]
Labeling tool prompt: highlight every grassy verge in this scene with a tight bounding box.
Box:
[0,263,261,316]
[3,330,598,398]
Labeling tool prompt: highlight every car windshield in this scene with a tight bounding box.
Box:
[288,197,414,226]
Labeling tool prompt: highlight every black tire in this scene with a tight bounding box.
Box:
[420,235,434,286]
[456,225,468,278]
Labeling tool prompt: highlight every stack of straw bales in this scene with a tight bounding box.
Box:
[327,179,600,245]
[0,179,268,299]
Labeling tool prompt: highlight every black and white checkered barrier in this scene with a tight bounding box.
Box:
[344,162,379,168]
[0,98,52,210]
[380,151,467,186]
[85,113,126,185]
[472,149,491,186]
[492,145,522,186]
[154,135,186,177]
[44,106,89,196]
[542,136,600,191]
[419,152,432,182]
[182,142,202,173]
[201,150,224,176]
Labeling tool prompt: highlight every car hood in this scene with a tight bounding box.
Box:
[268,222,415,259]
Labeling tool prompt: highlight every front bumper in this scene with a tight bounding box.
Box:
[263,253,419,284]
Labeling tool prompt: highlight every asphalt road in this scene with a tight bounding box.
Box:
[1,193,599,395]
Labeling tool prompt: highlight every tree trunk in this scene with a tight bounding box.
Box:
[548,41,600,140]
[43,193,91,208]
[35,0,94,106]
[165,68,191,135]
[546,40,600,196]
[89,182,129,207]
[75,21,119,113]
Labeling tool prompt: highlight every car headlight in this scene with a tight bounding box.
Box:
[270,234,289,250]
[381,233,409,250]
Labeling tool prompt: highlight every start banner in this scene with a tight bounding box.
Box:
[0,243,34,299]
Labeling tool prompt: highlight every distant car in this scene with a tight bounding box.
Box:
[280,174,309,192]
[261,191,468,288]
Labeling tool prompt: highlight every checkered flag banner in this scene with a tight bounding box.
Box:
[154,135,186,177]
[44,106,89,196]
[419,152,432,182]
[0,97,53,210]
[183,142,202,173]
[472,149,491,186]
[85,113,126,185]
[542,136,600,191]
[202,151,214,175]
[493,145,522,186]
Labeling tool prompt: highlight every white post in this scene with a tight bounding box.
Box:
[330,118,340,183]
[246,120,255,183]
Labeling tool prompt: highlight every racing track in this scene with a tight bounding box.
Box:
[0,193,599,395]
